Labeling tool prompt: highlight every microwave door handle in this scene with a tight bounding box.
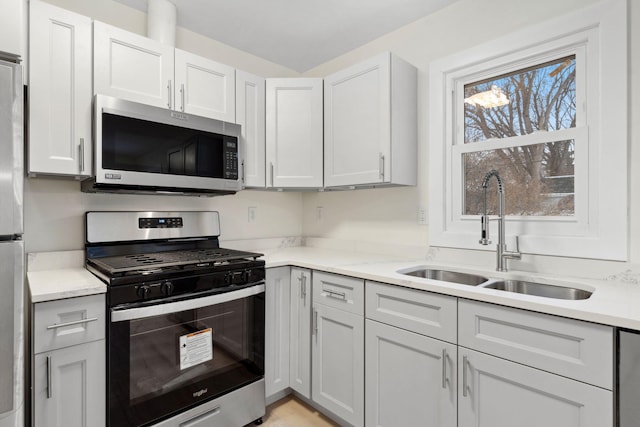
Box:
[111,284,265,322]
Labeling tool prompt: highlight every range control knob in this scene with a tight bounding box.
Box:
[244,270,251,282]
[137,285,151,300]
[161,281,174,296]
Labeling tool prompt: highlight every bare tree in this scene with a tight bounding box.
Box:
[463,57,576,216]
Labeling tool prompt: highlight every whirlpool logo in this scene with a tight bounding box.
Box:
[193,388,208,398]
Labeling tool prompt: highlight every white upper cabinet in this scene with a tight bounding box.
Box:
[266,78,323,189]
[0,0,24,58]
[94,22,236,121]
[174,49,235,122]
[236,70,266,188]
[93,21,174,108]
[324,52,417,188]
[28,0,92,178]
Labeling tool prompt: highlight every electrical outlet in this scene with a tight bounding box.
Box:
[418,206,427,225]
[248,206,257,223]
[316,206,324,221]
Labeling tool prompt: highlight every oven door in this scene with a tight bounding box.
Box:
[108,284,265,427]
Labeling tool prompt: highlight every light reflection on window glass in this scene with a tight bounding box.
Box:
[464,56,576,144]
[464,140,575,216]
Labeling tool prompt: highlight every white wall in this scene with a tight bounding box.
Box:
[301,0,640,279]
[24,0,303,253]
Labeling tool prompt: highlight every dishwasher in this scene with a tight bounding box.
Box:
[618,329,640,427]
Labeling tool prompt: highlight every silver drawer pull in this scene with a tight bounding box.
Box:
[324,289,346,300]
[46,317,98,330]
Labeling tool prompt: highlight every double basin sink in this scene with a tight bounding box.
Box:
[400,267,593,300]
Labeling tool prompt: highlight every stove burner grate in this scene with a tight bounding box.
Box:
[89,248,260,275]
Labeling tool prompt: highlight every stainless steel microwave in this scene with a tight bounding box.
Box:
[82,94,243,196]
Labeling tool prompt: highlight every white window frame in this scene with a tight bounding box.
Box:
[428,0,627,261]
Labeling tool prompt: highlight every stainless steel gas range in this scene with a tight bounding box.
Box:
[85,211,266,427]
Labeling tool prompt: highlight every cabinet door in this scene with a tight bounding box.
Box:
[289,267,311,398]
[0,0,23,58]
[29,0,92,177]
[365,320,456,427]
[236,70,266,188]
[266,78,323,188]
[174,48,235,122]
[458,347,613,427]
[324,53,390,187]
[312,303,364,427]
[34,340,106,427]
[93,21,174,108]
[265,267,290,400]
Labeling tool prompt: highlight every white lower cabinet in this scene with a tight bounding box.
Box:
[312,303,364,426]
[31,294,106,427]
[289,267,312,398]
[458,347,612,427]
[33,340,105,427]
[265,267,291,400]
[365,320,456,427]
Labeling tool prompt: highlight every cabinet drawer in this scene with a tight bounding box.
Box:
[366,281,457,343]
[458,299,613,389]
[34,294,106,354]
[312,271,364,315]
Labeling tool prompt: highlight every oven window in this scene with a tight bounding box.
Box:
[101,113,236,179]
[109,292,265,426]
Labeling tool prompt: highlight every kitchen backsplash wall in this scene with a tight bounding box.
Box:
[24,178,303,253]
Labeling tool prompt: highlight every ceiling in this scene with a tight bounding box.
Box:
[114,0,459,72]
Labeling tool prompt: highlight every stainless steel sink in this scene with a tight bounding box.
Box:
[483,280,592,300]
[400,268,488,286]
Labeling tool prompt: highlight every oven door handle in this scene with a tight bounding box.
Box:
[111,284,265,322]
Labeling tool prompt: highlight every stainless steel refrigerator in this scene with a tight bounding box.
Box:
[0,54,24,427]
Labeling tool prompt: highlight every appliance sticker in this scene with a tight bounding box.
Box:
[179,328,213,370]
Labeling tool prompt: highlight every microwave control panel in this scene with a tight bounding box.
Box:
[223,138,239,180]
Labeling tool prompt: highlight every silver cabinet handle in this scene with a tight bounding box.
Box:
[46,317,98,330]
[379,153,385,180]
[442,349,448,389]
[324,289,346,300]
[79,138,85,173]
[180,83,185,112]
[462,355,469,397]
[313,308,318,338]
[46,356,52,399]
[270,162,274,187]
[301,274,307,305]
[167,80,172,109]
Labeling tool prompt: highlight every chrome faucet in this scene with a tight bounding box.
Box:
[479,170,521,272]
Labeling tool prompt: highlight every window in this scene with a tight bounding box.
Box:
[429,0,627,260]
[463,56,577,217]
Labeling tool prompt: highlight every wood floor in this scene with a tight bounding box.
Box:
[257,396,340,427]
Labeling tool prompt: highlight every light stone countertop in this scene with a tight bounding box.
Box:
[260,246,640,331]
[27,250,107,303]
[25,247,640,330]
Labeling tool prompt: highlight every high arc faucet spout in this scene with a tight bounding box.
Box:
[478,169,521,272]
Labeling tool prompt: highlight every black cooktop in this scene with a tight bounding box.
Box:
[89,247,262,275]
